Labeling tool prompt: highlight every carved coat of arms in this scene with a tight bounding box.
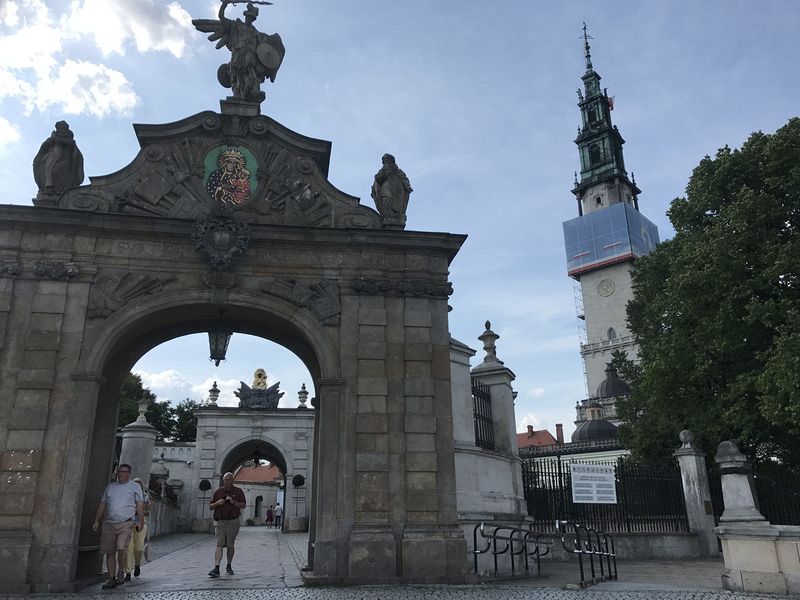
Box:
[192,215,249,270]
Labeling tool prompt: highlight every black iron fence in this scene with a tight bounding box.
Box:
[472,378,494,450]
[708,461,800,526]
[522,457,689,533]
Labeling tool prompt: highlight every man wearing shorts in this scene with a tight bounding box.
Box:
[93,464,145,589]
[208,472,246,577]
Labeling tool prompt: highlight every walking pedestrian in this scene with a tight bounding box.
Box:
[124,478,151,581]
[93,464,145,590]
[273,502,282,529]
[265,504,274,528]
[208,472,246,578]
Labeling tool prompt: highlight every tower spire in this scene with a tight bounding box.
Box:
[582,22,593,71]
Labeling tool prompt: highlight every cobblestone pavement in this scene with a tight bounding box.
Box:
[2,527,795,599]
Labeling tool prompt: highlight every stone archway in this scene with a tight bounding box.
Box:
[204,422,313,532]
[0,107,467,591]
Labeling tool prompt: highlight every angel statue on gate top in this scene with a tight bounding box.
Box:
[193,0,286,104]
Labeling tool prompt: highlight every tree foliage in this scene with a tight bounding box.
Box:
[117,373,198,442]
[617,118,800,465]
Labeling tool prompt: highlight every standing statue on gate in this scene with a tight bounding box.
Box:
[32,121,84,205]
[193,0,286,104]
[371,153,413,230]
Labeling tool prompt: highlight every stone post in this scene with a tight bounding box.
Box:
[712,440,800,594]
[715,440,765,523]
[118,398,157,484]
[672,430,719,556]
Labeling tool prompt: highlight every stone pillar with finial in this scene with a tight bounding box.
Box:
[469,320,526,515]
[297,383,309,409]
[471,321,515,452]
[673,430,719,556]
[119,397,158,485]
[207,381,220,406]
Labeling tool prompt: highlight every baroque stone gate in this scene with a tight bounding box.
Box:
[0,107,468,592]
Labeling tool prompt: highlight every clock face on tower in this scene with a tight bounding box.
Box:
[597,278,615,297]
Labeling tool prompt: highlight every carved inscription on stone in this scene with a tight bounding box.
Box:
[262,278,341,325]
[352,277,453,299]
[34,260,79,280]
[88,270,174,319]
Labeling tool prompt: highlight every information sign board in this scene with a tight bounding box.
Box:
[570,463,617,504]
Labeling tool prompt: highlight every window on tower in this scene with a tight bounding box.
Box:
[607,327,617,340]
[589,143,602,166]
[594,196,602,207]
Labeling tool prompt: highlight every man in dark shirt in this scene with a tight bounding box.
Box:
[208,472,247,577]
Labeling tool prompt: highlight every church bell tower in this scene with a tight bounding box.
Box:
[562,25,660,425]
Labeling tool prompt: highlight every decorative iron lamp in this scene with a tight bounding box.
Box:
[208,327,232,366]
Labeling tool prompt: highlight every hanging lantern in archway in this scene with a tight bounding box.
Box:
[208,327,232,366]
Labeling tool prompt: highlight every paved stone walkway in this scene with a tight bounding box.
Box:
[2,527,795,599]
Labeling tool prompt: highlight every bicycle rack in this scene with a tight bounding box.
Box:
[472,522,552,578]
[555,519,617,587]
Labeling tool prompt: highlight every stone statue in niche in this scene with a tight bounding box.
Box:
[193,0,285,104]
[371,153,412,230]
[32,121,84,204]
[235,368,283,408]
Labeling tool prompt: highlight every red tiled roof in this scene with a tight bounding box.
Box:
[516,428,558,449]
[233,464,283,484]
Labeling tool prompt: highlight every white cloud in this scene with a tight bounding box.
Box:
[32,59,138,117]
[135,368,193,402]
[0,117,21,148]
[191,377,241,407]
[516,411,547,433]
[61,0,193,59]
[0,0,191,118]
[0,1,19,27]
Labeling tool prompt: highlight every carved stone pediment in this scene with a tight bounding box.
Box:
[88,270,174,319]
[262,278,341,325]
[57,112,381,230]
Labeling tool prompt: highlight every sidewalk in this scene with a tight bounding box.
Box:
[81,526,303,593]
[0,527,790,599]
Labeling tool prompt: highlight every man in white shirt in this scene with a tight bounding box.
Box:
[273,502,282,528]
[93,464,145,589]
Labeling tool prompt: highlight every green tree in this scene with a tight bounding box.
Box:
[117,373,175,441]
[173,398,199,442]
[618,118,800,465]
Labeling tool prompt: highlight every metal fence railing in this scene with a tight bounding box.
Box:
[471,378,495,451]
[522,457,689,533]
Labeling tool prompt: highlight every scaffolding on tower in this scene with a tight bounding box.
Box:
[573,280,589,398]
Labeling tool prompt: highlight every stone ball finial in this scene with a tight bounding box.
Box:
[679,430,694,448]
[485,320,491,330]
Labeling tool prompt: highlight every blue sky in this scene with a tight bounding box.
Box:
[1,1,797,437]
